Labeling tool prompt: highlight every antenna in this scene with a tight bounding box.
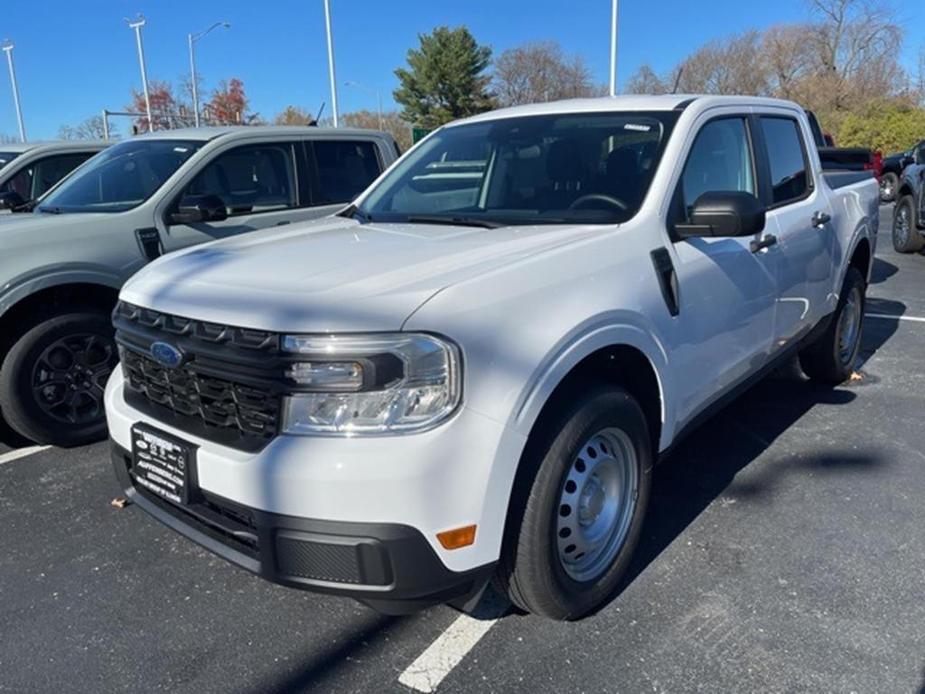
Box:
[315,101,326,123]
[671,67,684,94]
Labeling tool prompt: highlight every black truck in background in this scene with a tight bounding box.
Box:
[805,110,882,182]
[880,140,925,203]
[891,142,925,253]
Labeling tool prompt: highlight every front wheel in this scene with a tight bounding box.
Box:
[495,387,652,620]
[0,312,118,447]
[799,267,866,384]
[892,196,924,253]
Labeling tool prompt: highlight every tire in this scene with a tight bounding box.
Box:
[495,386,652,620]
[0,312,118,447]
[879,172,899,203]
[799,267,866,384]
[892,196,924,253]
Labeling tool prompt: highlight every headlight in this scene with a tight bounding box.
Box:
[280,333,461,435]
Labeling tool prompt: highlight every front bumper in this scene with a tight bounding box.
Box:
[111,440,494,613]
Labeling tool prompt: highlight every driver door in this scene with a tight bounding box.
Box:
[664,115,779,426]
[159,142,313,253]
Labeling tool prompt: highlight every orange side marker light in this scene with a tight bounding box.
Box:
[437,524,477,550]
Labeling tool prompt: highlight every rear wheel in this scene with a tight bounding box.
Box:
[892,196,924,253]
[495,387,652,620]
[0,312,118,447]
[800,267,866,384]
[879,172,899,202]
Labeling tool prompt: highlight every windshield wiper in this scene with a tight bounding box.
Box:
[405,214,504,229]
[38,206,62,214]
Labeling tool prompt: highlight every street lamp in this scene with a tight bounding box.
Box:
[125,14,153,132]
[0,40,25,142]
[344,80,382,130]
[188,21,230,128]
[323,0,339,127]
[609,0,619,96]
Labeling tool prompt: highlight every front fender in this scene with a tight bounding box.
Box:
[0,262,124,318]
[509,313,673,451]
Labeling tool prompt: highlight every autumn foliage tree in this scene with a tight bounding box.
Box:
[128,80,180,132]
[206,78,254,125]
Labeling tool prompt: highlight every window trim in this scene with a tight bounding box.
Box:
[669,113,760,239]
[752,114,815,211]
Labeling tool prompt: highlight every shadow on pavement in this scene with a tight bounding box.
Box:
[870,257,899,284]
[0,409,31,449]
[620,306,901,599]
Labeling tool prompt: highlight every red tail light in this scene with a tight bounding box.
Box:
[864,150,883,182]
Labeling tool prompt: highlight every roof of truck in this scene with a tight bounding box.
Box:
[0,140,109,153]
[450,94,804,127]
[131,126,393,142]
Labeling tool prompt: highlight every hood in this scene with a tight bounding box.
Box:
[122,216,599,333]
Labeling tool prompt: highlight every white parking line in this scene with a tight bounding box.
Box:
[867,313,925,324]
[0,446,51,466]
[398,609,503,693]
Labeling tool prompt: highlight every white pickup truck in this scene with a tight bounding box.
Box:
[105,96,878,620]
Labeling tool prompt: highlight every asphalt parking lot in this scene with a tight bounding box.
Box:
[2,205,924,694]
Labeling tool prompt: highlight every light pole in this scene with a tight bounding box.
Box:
[125,14,153,132]
[344,80,382,130]
[323,0,339,127]
[609,0,619,96]
[188,21,230,128]
[1,41,25,142]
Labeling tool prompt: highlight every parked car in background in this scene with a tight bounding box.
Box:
[105,95,878,620]
[892,141,925,253]
[0,141,108,212]
[805,110,882,181]
[0,126,398,446]
[880,140,925,202]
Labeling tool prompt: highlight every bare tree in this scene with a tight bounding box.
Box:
[624,64,668,95]
[274,106,316,126]
[58,115,111,140]
[319,110,413,152]
[762,24,816,100]
[493,41,605,106]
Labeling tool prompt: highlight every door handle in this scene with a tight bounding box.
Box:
[750,234,777,253]
[812,210,831,228]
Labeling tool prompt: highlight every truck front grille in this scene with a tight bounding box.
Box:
[114,302,289,451]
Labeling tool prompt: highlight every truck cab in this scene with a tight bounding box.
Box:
[891,141,925,253]
[0,126,399,446]
[0,140,108,212]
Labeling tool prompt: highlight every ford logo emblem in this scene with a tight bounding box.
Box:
[150,341,184,369]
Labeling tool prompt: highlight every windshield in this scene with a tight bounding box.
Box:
[38,139,201,213]
[0,151,20,170]
[358,111,678,226]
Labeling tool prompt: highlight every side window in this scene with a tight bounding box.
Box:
[184,143,296,216]
[679,118,755,216]
[759,117,809,206]
[1,166,33,199]
[31,153,95,197]
[310,140,382,205]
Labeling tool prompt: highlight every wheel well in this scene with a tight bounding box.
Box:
[528,345,663,459]
[0,283,119,357]
[898,184,914,199]
[849,238,871,280]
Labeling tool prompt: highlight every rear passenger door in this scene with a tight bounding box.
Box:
[304,138,384,213]
[754,113,834,345]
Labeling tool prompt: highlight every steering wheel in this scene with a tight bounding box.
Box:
[568,193,628,211]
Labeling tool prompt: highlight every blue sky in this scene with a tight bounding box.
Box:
[2,0,923,140]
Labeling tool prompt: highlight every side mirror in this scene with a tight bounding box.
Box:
[915,146,925,166]
[0,190,26,210]
[169,194,228,225]
[675,191,766,239]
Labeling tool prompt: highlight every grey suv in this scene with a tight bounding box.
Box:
[0,126,398,446]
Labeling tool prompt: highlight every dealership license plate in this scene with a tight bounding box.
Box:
[130,424,195,505]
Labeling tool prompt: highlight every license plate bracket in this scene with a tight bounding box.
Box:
[130,424,198,505]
